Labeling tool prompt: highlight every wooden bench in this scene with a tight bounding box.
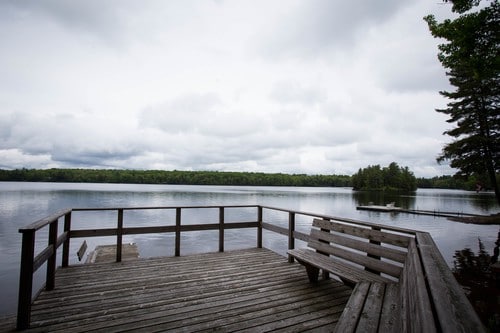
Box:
[288,218,485,333]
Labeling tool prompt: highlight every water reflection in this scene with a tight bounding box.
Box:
[353,189,498,213]
[352,191,416,209]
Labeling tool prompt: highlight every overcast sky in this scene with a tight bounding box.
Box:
[0,1,460,177]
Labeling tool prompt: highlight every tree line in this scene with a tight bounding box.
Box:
[0,166,491,191]
[0,168,351,187]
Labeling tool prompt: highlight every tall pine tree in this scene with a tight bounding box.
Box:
[424,0,500,204]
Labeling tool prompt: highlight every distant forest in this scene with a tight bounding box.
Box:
[0,168,486,191]
[0,168,350,187]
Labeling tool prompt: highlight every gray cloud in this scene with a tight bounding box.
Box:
[0,1,140,46]
[261,0,417,59]
[140,93,223,134]
[270,81,326,106]
[0,1,457,177]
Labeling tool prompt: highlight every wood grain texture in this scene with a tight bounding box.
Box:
[416,232,486,333]
[14,248,351,333]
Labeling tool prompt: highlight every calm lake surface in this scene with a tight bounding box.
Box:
[1,182,498,316]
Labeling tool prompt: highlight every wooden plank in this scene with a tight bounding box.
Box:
[32,245,54,272]
[35,252,292,320]
[309,228,407,263]
[334,281,370,333]
[71,222,259,239]
[19,209,71,232]
[85,244,139,263]
[401,238,436,333]
[356,282,385,332]
[312,219,411,247]
[33,272,311,322]
[259,205,418,235]
[34,278,339,331]
[44,248,276,288]
[32,268,313,323]
[308,240,402,278]
[32,263,307,318]
[162,287,351,333]
[270,309,344,333]
[378,283,400,332]
[76,241,87,261]
[11,248,352,333]
[72,205,258,212]
[55,231,69,249]
[416,232,486,333]
[261,222,288,236]
[293,230,310,242]
[70,228,118,238]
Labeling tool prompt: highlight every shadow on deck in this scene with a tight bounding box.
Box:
[7,248,350,332]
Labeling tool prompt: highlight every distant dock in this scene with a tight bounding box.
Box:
[356,204,482,219]
[356,204,402,213]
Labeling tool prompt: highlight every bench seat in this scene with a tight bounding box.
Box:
[334,281,400,333]
[287,248,392,286]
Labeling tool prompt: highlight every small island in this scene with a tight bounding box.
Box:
[351,162,417,192]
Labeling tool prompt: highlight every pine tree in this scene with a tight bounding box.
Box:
[424,0,500,204]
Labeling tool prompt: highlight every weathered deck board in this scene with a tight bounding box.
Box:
[14,248,351,332]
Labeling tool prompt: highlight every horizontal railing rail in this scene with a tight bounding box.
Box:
[16,204,419,330]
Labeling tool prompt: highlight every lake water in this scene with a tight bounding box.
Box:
[0,182,498,317]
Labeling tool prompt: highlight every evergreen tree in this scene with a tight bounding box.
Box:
[351,162,417,191]
[424,0,500,204]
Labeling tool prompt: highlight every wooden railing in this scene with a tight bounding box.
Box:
[16,205,418,330]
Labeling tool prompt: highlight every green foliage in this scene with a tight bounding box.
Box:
[351,162,417,191]
[0,168,351,187]
[0,167,492,191]
[424,0,500,204]
[453,235,500,330]
[417,173,499,191]
[453,238,491,285]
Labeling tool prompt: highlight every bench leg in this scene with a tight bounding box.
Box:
[306,265,320,283]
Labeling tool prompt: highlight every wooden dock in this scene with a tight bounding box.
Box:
[12,205,485,332]
[85,243,139,263]
[10,248,350,332]
[356,205,402,213]
[356,205,482,219]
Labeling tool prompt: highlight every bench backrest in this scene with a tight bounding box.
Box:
[309,219,411,280]
[311,218,485,332]
[400,238,436,332]
[413,232,485,333]
[399,234,485,332]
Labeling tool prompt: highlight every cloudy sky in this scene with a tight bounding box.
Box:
[0,1,459,177]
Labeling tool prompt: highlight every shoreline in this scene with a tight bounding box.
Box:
[448,213,500,225]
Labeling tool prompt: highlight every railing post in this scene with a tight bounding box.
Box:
[257,206,263,248]
[175,208,181,256]
[46,220,58,290]
[288,212,295,263]
[17,230,35,330]
[116,209,123,262]
[367,226,381,275]
[62,211,71,267]
[319,219,330,280]
[219,207,224,253]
